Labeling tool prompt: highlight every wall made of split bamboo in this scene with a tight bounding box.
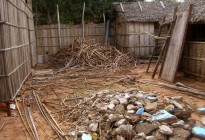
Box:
[36,23,116,57]
[0,0,36,101]
[183,41,205,82]
[116,21,155,57]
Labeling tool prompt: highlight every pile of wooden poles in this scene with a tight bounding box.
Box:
[50,39,136,69]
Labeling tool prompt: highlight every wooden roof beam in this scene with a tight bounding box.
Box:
[120,3,124,12]
[160,1,165,9]
[138,1,143,11]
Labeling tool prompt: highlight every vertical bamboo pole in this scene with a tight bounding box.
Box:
[103,12,106,44]
[57,4,61,49]
[105,20,110,45]
[82,2,85,41]
[27,13,32,67]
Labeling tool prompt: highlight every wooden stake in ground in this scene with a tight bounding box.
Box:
[57,4,61,49]
[82,2,85,41]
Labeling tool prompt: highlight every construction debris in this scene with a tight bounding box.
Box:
[9,63,205,140]
[197,108,205,115]
[42,88,204,140]
[136,80,205,99]
[49,39,136,69]
[192,126,205,139]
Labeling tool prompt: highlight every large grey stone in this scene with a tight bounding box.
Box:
[89,123,98,132]
[115,104,125,114]
[127,104,137,110]
[127,110,135,114]
[159,125,173,135]
[116,135,125,140]
[135,123,159,135]
[134,101,143,108]
[172,120,184,128]
[154,130,167,140]
[118,98,128,105]
[146,136,155,140]
[126,114,140,124]
[115,119,128,127]
[145,102,158,112]
[110,99,119,105]
[171,96,183,102]
[136,93,145,100]
[112,125,137,139]
[108,103,115,110]
[125,93,131,99]
[99,105,108,112]
[173,108,192,119]
[169,128,190,140]
[108,114,123,123]
[141,112,151,117]
[137,133,146,139]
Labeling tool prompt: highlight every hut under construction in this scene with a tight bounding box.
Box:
[0,0,36,104]
[112,1,177,57]
[180,0,205,82]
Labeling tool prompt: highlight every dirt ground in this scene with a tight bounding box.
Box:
[0,64,205,140]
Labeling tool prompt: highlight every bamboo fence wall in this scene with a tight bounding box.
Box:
[183,41,205,82]
[36,23,116,58]
[116,22,155,57]
[0,0,36,101]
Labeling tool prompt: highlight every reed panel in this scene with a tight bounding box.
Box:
[116,22,155,57]
[36,23,115,57]
[0,0,36,101]
[183,42,205,82]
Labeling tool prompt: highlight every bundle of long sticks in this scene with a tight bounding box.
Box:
[50,39,136,69]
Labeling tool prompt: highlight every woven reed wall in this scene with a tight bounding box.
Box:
[27,2,37,66]
[183,41,205,82]
[36,23,116,56]
[116,21,155,57]
[0,0,36,101]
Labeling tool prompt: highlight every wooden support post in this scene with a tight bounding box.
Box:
[27,13,32,67]
[57,4,61,49]
[82,2,85,41]
[105,19,110,45]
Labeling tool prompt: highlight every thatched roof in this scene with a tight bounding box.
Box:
[112,1,177,22]
[179,0,205,23]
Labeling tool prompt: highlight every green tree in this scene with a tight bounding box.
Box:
[33,0,129,25]
[153,0,177,2]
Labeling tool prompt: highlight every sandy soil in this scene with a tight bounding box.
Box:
[0,64,205,140]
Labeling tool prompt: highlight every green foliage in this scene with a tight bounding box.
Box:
[33,0,128,25]
[153,0,177,2]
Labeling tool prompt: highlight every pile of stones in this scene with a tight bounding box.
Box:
[69,89,205,140]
